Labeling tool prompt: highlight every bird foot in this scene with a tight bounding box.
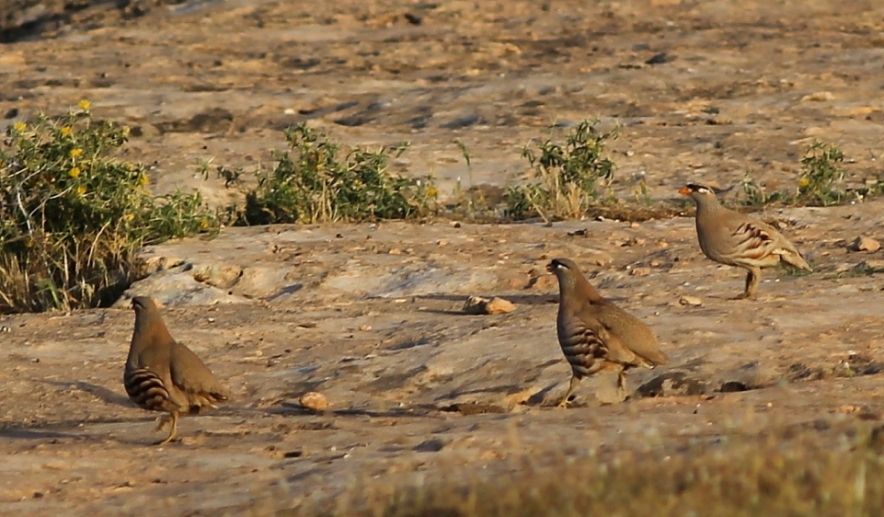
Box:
[728,293,755,301]
[154,434,178,446]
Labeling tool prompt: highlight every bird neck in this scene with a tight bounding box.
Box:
[694,195,723,217]
[130,314,176,353]
[558,273,605,306]
[577,276,605,304]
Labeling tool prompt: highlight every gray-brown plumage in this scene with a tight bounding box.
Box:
[548,258,668,406]
[124,296,228,445]
[679,184,812,299]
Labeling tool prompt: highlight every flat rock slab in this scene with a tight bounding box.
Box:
[3,199,884,515]
[3,0,884,514]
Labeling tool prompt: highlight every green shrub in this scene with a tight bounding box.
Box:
[737,174,787,207]
[795,141,849,206]
[505,120,618,220]
[0,102,217,313]
[230,124,437,225]
[738,141,855,208]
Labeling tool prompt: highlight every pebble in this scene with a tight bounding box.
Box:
[800,91,835,102]
[856,260,884,273]
[299,391,328,412]
[462,296,516,315]
[679,295,702,306]
[849,236,880,253]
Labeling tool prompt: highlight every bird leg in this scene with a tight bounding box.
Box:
[558,375,582,407]
[617,369,628,395]
[154,414,172,432]
[155,412,179,446]
[731,268,760,300]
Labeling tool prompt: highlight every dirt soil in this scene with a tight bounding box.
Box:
[2,0,884,515]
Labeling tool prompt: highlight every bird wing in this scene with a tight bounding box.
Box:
[729,219,810,270]
[169,343,228,403]
[728,220,781,262]
[595,304,668,367]
[574,307,639,366]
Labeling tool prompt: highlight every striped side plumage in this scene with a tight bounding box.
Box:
[124,367,171,412]
[557,319,609,379]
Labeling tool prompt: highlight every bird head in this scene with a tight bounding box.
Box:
[130,296,158,314]
[678,183,718,204]
[547,258,579,276]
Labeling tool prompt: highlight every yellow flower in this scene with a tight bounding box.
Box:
[68,167,81,178]
[123,213,134,222]
[69,148,83,159]
[199,219,209,229]
[60,126,72,137]
[426,186,438,198]
[139,174,149,186]
[798,177,810,188]
[13,121,26,132]
[78,100,91,111]
[76,186,87,195]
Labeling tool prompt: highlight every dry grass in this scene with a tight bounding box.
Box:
[270,422,884,517]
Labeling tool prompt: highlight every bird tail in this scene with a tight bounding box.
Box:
[780,249,812,272]
[640,350,669,367]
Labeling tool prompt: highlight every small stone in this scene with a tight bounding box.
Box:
[358,325,372,331]
[800,91,835,102]
[679,295,702,306]
[620,237,646,247]
[462,296,516,315]
[437,240,448,247]
[389,248,402,255]
[849,236,880,252]
[299,391,328,412]
[485,297,516,314]
[629,267,651,277]
[856,260,884,273]
[591,254,614,267]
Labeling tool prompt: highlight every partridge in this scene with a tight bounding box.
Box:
[679,184,812,299]
[548,258,668,406]
[124,296,228,445]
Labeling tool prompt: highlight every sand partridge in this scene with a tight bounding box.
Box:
[124,296,228,445]
[679,183,812,299]
[548,258,668,406]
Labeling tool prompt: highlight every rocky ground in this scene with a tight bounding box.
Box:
[2,0,884,515]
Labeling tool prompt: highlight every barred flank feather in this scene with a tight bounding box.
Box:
[558,322,607,378]
[124,368,171,411]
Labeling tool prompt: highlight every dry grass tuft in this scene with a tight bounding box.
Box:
[273,423,884,517]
